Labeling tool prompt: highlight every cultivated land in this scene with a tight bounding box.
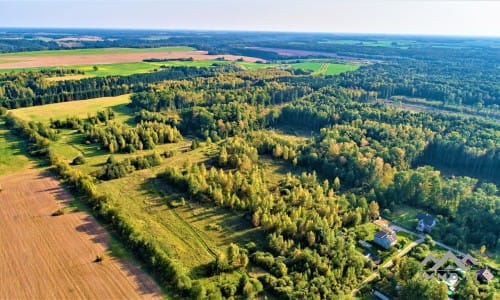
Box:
[0,46,194,57]
[0,169,163,299]
[12,94,132,123]
[0,60,277,77]
[0,47,262,70]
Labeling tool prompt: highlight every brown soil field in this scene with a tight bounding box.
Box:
[0,169,163,299]
[246,46,361,60]
[0,50,261,69]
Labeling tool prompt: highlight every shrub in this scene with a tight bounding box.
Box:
[71,155,86,165]
[51,208,65,216]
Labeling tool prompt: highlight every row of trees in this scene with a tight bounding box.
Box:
[84,121,182,153]
[0,66,222,109]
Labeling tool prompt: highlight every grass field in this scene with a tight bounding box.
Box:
[0,120,32,176]
[385,205,422,230]
[0,46,194,57]
[11,94,132,123]
[289,62,359,75]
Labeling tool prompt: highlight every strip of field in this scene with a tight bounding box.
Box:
[0,59,276,77]
[0,48,262,70]
[289,62,359,75]
[0,169,162,299]
[11,94,132,123]
[0,46,194,57]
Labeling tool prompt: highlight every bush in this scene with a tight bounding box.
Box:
[71,155,86,165]
[51,208,65,216]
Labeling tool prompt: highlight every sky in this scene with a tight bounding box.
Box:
[0,0,499,37]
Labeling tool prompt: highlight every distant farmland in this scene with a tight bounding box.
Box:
[0,46,195,57]
[0,47,263,70]
[0,60,277,77]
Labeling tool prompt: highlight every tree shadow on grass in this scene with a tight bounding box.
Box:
[0,121,46,168]
[140,176,267,249]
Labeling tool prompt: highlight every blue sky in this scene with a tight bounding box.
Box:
[0,0,499,36]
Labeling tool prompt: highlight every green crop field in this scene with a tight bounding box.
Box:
[11,94,132,123]
[289,62,359,75]
[0,46,195,57]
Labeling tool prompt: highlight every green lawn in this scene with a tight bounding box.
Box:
[0,46,194,57]
[0,120,32,176]
[385,205,421,230]
[11,94,132,123]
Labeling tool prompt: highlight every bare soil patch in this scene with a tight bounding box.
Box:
[0,50,261,69]
[0,169,163,299]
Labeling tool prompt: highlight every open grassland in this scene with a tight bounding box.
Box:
[0,46,195,57]
[0,120,32,175]
[0,169,162,299]
[290,62,359,75]
[11,94,132,123]
[95,143,265,285]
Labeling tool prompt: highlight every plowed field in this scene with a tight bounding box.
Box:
[0,50,261,69]
[0,169,163,299]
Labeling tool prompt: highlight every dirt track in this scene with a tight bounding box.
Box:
[0,169,163,299]
[0,50,261,69]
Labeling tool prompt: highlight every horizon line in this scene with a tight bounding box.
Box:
[1,26,499,39]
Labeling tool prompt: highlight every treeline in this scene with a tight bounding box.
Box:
[335,61,500,107]
[84,121,182,153]
[95,153,162,180]
[0,66,220,109]
[416,138,499,181]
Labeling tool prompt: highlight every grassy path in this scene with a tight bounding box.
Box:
[167,203,218,258]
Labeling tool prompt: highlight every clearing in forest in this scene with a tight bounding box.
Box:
[11,94,132,123]
[0,169,163,299]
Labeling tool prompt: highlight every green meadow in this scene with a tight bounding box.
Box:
[11,94,132,123]
[289,62,359,75]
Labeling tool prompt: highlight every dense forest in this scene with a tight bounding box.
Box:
[1,31,498,299]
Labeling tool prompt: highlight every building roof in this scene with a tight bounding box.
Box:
[477,268,494,282]
[375,231,397,243]
[422,251,467,272]
[416,213,435,226]
[459,254,478,266]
